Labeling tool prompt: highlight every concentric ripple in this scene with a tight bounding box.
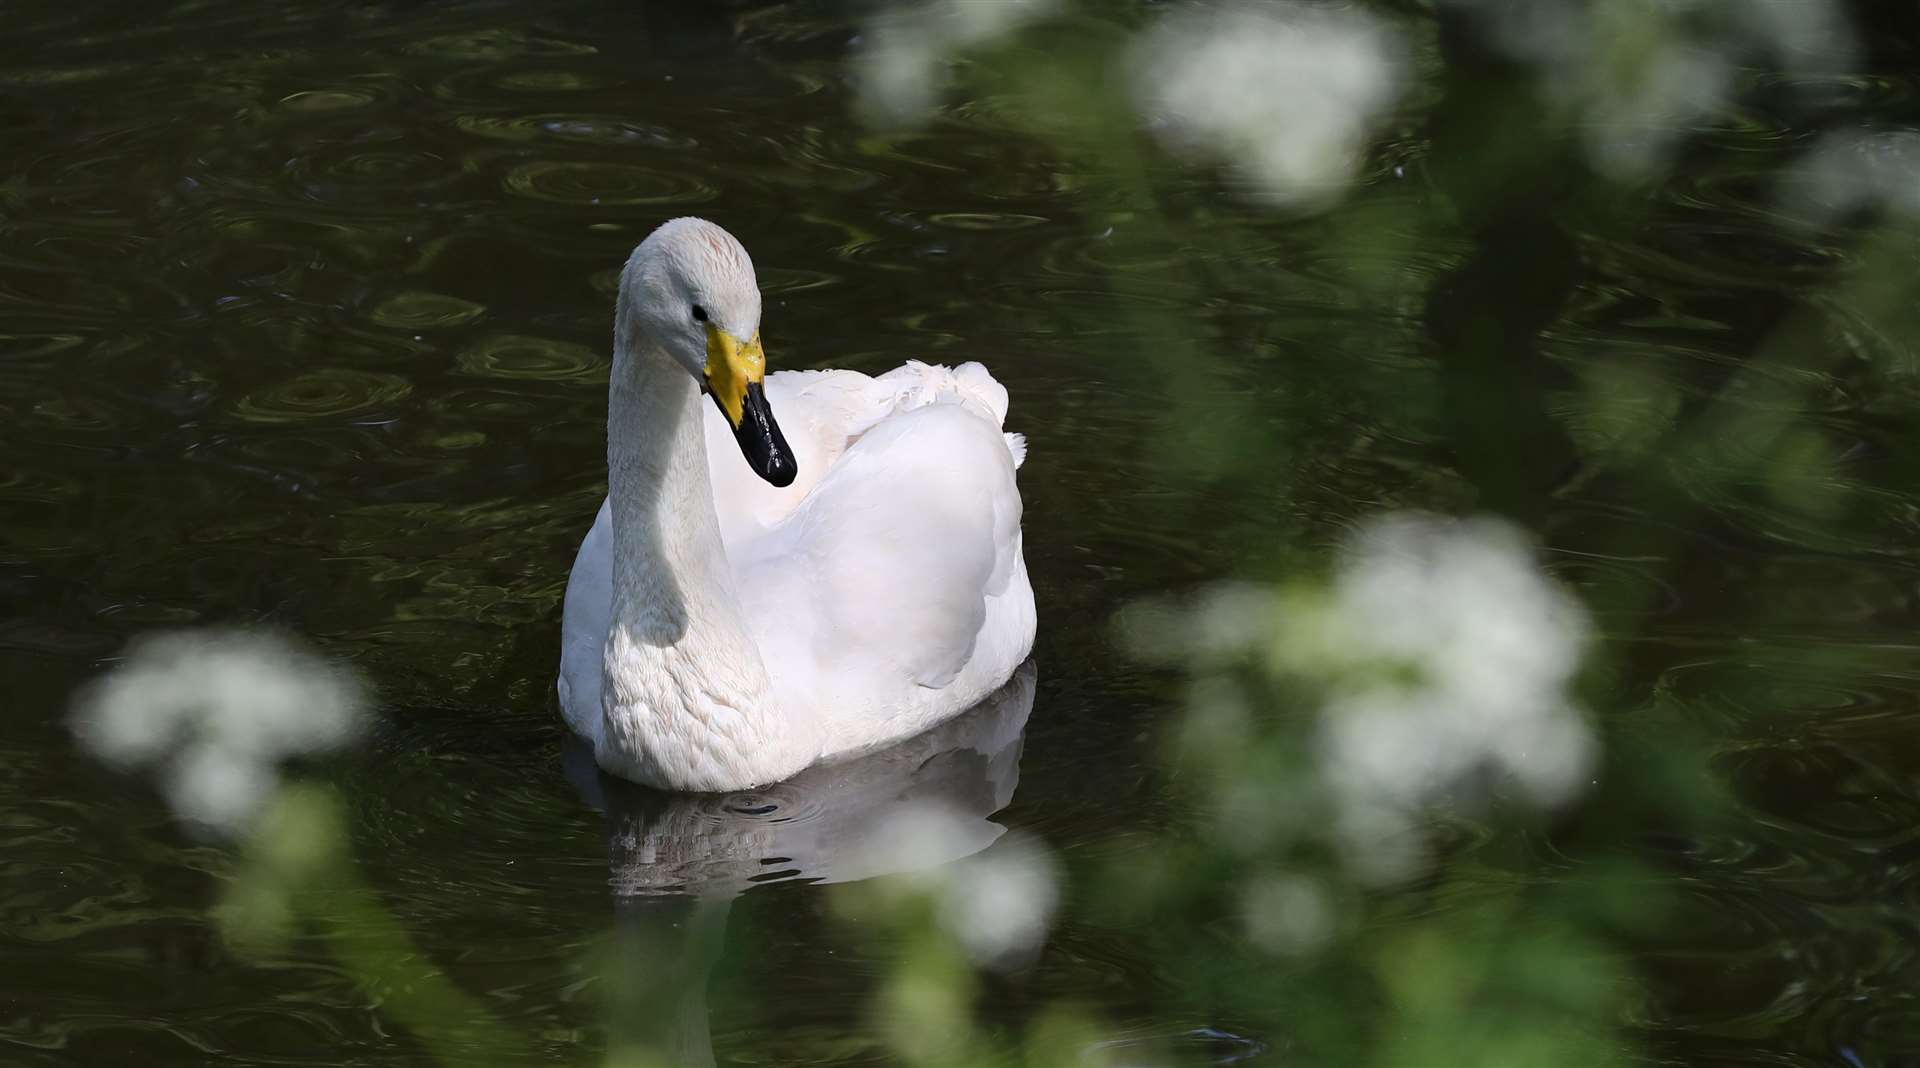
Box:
[455,113,695,149]
[276,87,381,114]
[501,160,716,206]
[231,369,413,424]
[454,334,603,382]
[370,291,487,331]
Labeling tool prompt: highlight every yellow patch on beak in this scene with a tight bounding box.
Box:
[703,325,765,427]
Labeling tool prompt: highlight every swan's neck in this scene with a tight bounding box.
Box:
[606,353,745,647]
[599,337,806,790]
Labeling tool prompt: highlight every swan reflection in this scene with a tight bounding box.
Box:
[564,663,1036,1065]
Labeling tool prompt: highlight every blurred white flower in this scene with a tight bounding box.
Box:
[936,833,1058,967]
[1445,0,1854,179]
[1185,581,1280,660]
[1784,128,1920,220]
[855,0,1058,123]
[1302,513,1594,879]
[71,630,364,836]
[1131,4,1401,209]
[1131,512,1597,881]
[857,800,1059,968]
[1240,872,1332,955]
[1582,40,1733,180]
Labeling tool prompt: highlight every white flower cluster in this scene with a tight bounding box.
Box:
[1131,512,1595,883]
[856,800,1060,968]
[1786,128,1920,220]
[854,0,1059,124]
[71,630,364,836]
[1130,5,1402,209]
[853,1,1401,209]
[1305,514,1593,879]
[1445,0,1854,179]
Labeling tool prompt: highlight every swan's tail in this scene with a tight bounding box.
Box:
[870,360,1009,423]
[855,360,1026,468]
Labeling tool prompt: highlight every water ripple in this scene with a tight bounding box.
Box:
[276,87,381,114]
[501,160,717,207]
[455,113,695,149]
[454,334,604,382]
[231,369,413,424]
[370,291,486,331]
[406,29,598,61]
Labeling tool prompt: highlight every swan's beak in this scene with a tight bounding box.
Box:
[704,326,796,488]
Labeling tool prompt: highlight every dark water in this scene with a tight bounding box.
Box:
[6,0,1920,1065]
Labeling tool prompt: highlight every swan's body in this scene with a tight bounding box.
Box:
[558,218,1035,792]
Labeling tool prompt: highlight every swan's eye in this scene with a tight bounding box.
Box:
[691,304,709,323]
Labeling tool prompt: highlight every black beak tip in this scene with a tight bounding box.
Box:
[721,380,799,488]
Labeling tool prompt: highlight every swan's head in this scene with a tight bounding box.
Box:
[620,217,795,488]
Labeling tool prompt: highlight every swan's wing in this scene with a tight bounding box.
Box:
[558,499,613,741]
[706,362,1024,540]
[704,369,873,537]
[765,397,1025,690]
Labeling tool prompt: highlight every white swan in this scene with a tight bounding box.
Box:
[558,217,1036,792]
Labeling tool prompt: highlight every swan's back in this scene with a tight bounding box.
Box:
[703,361,1024,536]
